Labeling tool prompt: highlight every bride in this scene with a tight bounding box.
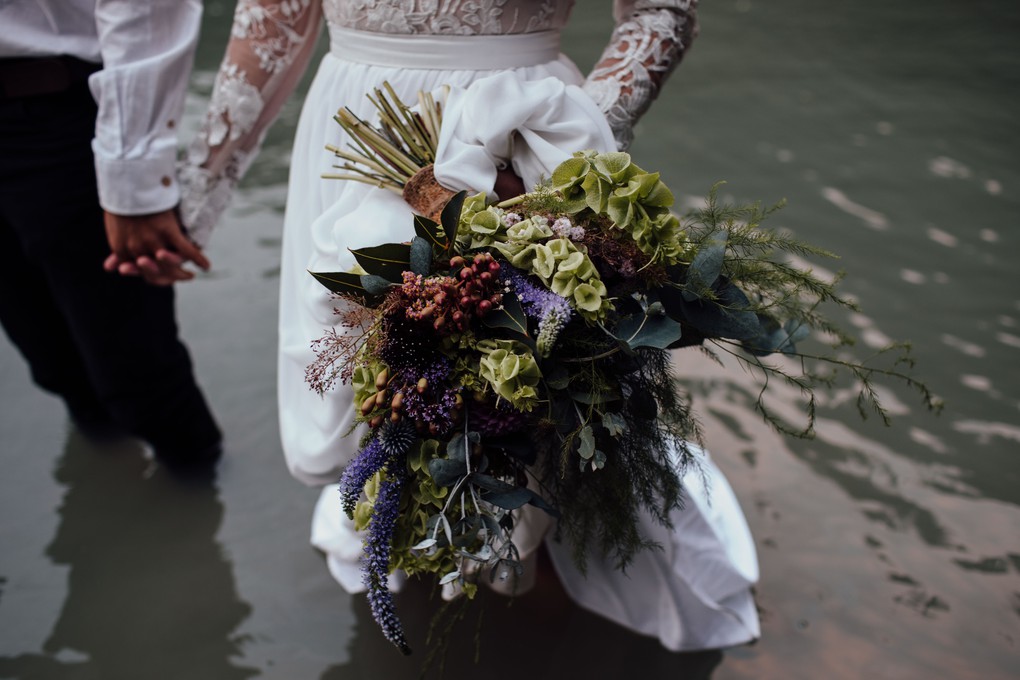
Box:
[166,0,761,654]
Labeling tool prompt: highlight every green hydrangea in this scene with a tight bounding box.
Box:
[457,191,509,249]
[475,339,542,411]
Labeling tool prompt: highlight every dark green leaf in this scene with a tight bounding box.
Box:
[350,243,411,281]
[569,387,621,405]
[413,214,448,251]
[469,473,517,494]
[613,312,684,350]
[309,270,365,296]
[679,280,762,341]
[439,190,468,249]
[481,292,530,338]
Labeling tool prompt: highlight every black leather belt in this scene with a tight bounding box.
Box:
[0,55,101,100]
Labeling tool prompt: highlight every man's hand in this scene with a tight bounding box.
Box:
[103,209,210,286]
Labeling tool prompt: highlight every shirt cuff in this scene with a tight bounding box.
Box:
[92,147,181,216]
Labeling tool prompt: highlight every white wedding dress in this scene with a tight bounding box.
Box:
[179,0,761,652]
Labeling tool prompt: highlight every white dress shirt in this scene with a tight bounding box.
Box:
[0,0,202,216]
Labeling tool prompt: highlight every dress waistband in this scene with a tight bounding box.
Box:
[329,27,561,70]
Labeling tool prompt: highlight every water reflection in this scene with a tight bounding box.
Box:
[0,432,255,680]
[321,550,725,680]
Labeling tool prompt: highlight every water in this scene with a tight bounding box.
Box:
[1,1,1017,678]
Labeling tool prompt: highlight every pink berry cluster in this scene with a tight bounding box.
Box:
[397,253,502,334]
[449,252,503,330]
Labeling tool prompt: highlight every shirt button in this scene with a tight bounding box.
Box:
[161,176,172,187]
[167,119,175,129]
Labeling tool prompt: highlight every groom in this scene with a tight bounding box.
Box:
[0,1,221,476]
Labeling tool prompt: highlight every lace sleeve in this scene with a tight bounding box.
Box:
[581,0,699,151]
[179,0,323,247]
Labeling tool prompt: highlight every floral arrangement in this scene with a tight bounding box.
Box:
[307,85,939,656]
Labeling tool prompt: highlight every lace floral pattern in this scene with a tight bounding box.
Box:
[179,0,321,245]
[583,0,699,150]
[178,0,698,243]
[326,0,566,35]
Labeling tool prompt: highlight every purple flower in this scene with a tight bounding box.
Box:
[363,468,412,655]
[338,437,391,519]
[396,357,460,434]
[499,264,574,345]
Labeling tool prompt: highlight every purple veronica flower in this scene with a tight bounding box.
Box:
[338,421,416,518]
[363,468,412,655]
[338,437,391,519]
[499,264,574,342]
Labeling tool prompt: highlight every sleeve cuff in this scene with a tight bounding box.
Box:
[93,148,181,215]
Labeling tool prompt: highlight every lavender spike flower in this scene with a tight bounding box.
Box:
[363,468,412,655]
[499,264,574,351]
[338,421,416,518]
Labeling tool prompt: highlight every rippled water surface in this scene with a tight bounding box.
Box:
[1,1,1017,678]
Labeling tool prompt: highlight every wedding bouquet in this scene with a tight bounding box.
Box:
[306,85,939,656]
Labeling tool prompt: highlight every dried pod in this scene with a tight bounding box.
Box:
[361,393,378,417]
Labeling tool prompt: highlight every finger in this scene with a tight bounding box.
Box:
[104,253,121,272]
[154,249,184,266]
[149,257,195,284]
[136,256,162,277]
[118,262,141,276]
[168,231,211,271]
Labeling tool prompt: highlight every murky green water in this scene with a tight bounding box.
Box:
[2,2,1018,678]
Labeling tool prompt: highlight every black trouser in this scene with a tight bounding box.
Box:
[0,58,221,458]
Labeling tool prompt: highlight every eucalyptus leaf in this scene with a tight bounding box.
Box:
[411,538,437,551]
[482,487,533,510]
[578,425,595,459]
[470,473,517,494]
[427,457,467,487]
[480,514,503,538]
[682,232,726,302]
[439,570,461,585]
[679,280,762,341]
[409,236,433,276]
[602,412,627,436]
[360,274,396,296]
[542,364,570,391]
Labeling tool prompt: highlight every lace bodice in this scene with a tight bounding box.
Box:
[325,0,572,34]
[178,0,698,246]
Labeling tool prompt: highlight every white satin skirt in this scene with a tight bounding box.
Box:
[277,27,761,652]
